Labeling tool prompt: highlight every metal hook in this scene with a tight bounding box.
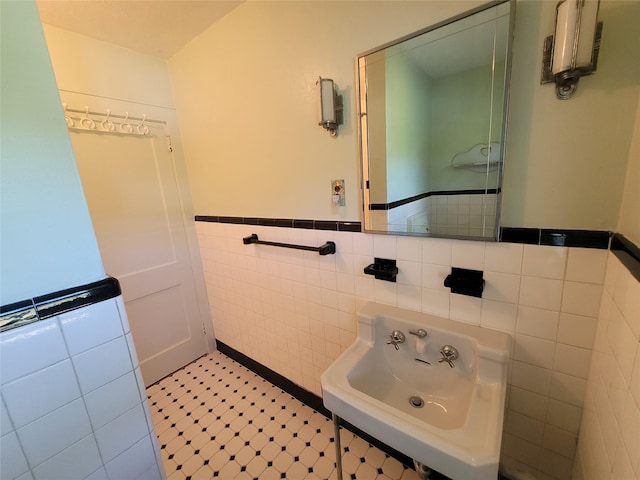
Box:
[120,111,133,133]
[63,103,74,127]
[80,106,95,129]
[101,109,115,132]
[137,113,149,135]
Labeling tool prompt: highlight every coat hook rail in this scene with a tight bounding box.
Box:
[243,234,336,255]
[62,105,165,124]
[62,104,166,136]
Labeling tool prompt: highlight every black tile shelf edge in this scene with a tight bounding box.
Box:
[218,216,245,224]
[215,340,415,470]
[540,229,611,249]
[194,215,611,248]
[293,219,315,230]
[499,227,540,244]
[500,227,611,249]
[274,218,294,228]
[0,277,121,333]
[337,222,362,232]
[195,215,362,233]
[0,300,38,333]
[611,234,640,283]
[314,220,340,231]
[0,298,34,314]
[195,215,219,222]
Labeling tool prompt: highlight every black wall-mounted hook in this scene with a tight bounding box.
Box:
[364,258,398,282]
[444,267,484,297]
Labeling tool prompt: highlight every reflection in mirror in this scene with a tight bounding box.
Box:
[358,0,514,240]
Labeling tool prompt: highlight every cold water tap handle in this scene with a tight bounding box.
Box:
[438,345,459,368]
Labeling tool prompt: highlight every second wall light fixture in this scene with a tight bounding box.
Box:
[541,0,603,99]
[318,77,343,137]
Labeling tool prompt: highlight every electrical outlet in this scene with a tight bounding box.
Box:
[331,179,345,206]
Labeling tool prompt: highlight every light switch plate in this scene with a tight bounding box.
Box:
[331,179,345,206]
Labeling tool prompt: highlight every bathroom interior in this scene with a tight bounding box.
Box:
[1,0,638,479]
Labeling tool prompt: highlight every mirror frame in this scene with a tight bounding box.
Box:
[356,0,516,241]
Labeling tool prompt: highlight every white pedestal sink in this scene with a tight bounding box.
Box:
[321,302,511,480]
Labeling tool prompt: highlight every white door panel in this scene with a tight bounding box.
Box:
[69,112,209,386]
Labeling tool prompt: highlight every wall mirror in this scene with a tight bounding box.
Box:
[358,0,514,240]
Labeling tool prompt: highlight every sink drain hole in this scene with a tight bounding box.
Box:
[409,395,424,408]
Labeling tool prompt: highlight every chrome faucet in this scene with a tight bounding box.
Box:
[387,330,406,350]
[438,345,459,368]
[409,328,428,338]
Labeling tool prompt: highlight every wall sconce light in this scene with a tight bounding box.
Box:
[541,0,603,99]
[318,77,343,137]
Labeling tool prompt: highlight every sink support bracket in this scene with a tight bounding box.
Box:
[333,413,344,480]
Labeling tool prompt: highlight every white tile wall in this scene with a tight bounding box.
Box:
[0,296,165,480]
[369,193,499,237]
[196,222,612,480]
[573,252,640,480]
[2,360,81,428]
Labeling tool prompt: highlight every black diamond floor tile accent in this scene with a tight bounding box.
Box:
[147,351,421,480]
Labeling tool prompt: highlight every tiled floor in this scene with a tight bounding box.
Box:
[147,351,423,480]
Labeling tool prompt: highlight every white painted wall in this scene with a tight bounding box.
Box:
[385,52,431,202]
[0,1,104,305]
[616,99,640,245]
[168,0,638,231]
[168,1,484,221]
[503,0,639,230]
[430,64,503,191]
[0,3,164,480]
[42,24,175,109]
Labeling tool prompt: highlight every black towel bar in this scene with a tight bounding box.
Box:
[242,234,336,256]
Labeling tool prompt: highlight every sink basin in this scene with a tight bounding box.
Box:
[321,302,511,480]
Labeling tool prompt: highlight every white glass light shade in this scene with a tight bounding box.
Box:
[552,0,599,75]
[575,0,599,68]
[320,78,336,124]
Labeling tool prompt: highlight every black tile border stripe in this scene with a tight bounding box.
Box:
[369,188,501,211]
[195,215,362,233]
[611,234,640,282]
[499,227,541,244]
[0,300,39,333]
[195,215,613,249]
[500,227,611,249]
[195,215,638,281]
[0,277,121,333]
[215,340,415,470]
[540,229,611,248]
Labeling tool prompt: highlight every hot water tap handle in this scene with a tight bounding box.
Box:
[386,330,406,350]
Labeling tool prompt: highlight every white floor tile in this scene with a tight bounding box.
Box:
[146,351,424,480]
